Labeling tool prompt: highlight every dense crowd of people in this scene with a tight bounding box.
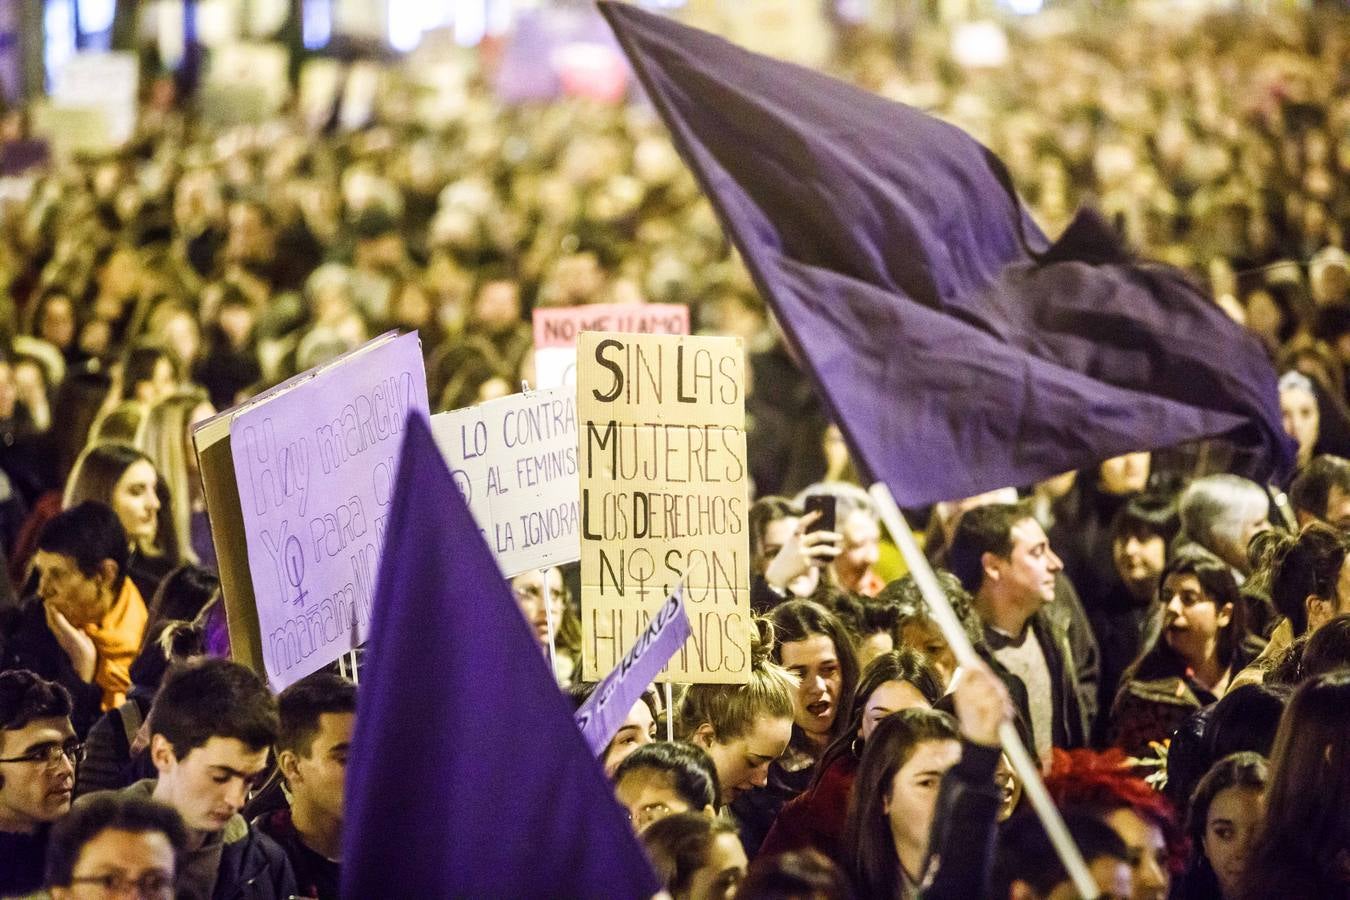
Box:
[1,4,1350,899]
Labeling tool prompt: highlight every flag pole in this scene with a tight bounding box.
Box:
[349,649,360,685]
[542,568,558,678]
[664,681,674,742]
[868,482,1099,899]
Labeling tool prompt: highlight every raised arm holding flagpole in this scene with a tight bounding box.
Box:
[596,3,1296,896]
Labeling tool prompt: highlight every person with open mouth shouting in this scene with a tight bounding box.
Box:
[729,601,859,858]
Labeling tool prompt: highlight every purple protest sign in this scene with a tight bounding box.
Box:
[229,332,429,689]
[575,584,691,756]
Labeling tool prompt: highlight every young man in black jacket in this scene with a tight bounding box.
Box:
[256,672,355,900]
[82,658,296,900]
[949,503,1092,762]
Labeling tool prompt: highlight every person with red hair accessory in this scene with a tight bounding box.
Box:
[1044,747,1180,900]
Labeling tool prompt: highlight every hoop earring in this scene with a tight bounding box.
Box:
[851,737,863,757]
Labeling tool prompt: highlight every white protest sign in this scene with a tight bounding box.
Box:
[532,303,689,390]
[431,386,580,577]
[46,52,139,153]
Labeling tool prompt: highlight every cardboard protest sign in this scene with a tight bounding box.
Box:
[533,303,689,389]
[575,584,691,755]
[577,332,751,684]
[682,0,832,67]
[430,385,581,577]
[194,332,429,690]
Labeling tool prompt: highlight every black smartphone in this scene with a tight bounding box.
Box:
[804,495,837,534]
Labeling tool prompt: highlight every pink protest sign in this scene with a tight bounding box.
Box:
[532,303,689,388]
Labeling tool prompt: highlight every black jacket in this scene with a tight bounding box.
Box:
[922,741,1003,900]
[214,822,299,900]
[978,611,1090,753]
[0,826,49,897]
[75,687,155,797]
[254,809,340,900]
[0,598,104,737]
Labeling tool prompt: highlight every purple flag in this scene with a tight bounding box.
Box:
[576,584,691,756]
[598,3,1295,504]
[341,413,660,899]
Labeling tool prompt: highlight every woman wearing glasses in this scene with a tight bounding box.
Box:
[509,567,582,686]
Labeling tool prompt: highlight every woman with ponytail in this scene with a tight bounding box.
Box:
[677,619,796,809]
[1231,523,1350,689]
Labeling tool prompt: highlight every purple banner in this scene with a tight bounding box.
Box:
[575,584,690,755]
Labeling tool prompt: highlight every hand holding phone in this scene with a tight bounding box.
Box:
[803,495,837,535]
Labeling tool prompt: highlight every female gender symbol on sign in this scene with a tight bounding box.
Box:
[285,535,308,606]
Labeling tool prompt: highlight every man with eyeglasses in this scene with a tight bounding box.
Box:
[0,669,79,896]
[44,794,186,899]
[80,658,296,900]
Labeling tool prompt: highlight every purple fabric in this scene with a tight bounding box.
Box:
[341,413,659,899]
[575,584,691,756]
[599,3,1295,504]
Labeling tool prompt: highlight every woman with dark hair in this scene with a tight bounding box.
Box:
[1265,522,1350,640]
[642,812,747,900]
[64,442,180,600]
[841,707,961,899]
[1174,753,1268,900]
[1238,672,1350,899]
[759,649,943,861]
[613,741,720,832]
[1230,523,1350,689]
[739,849,854,900]
[25,289,84,363]
[771,601,860,761]
[117,342,178,406]
[1110,549,1258,756]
